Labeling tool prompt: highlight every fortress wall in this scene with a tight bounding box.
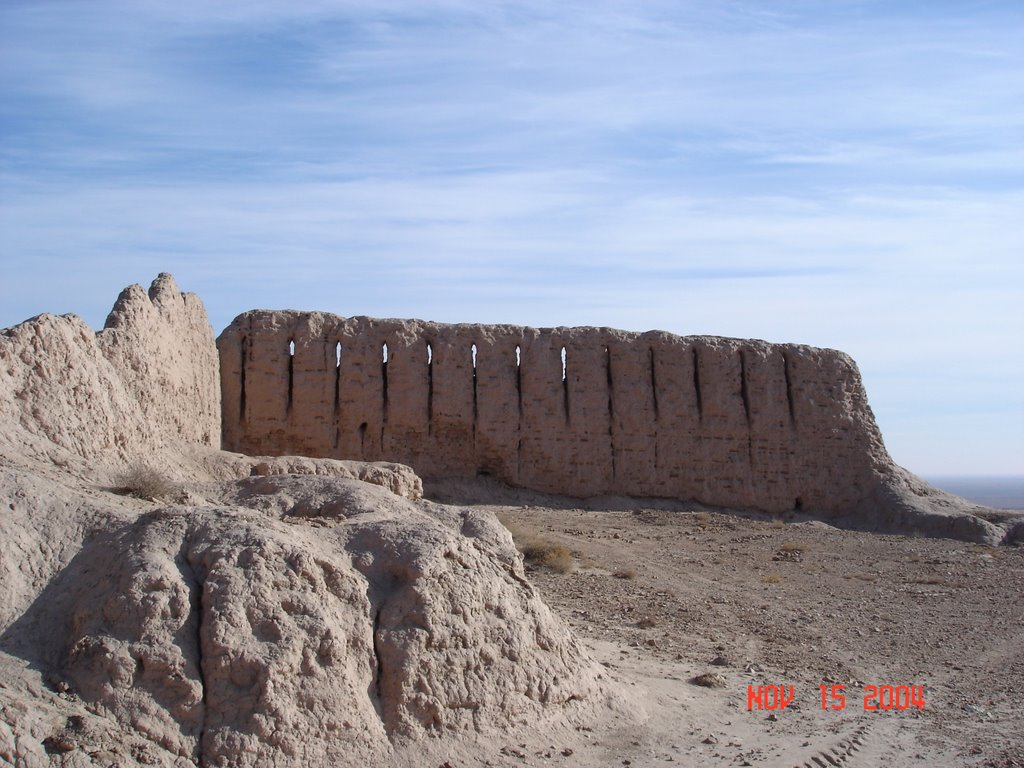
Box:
[219,311,890,515]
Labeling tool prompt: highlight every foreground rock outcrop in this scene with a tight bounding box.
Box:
[1,474,605,767]
[218,311,1012,543]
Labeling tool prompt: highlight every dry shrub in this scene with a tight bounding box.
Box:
[117,463,181,502]
[690,672,727,689]
[499,517,575,574]
[536,543,575,574]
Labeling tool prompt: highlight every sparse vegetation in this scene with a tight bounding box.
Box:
[116,463,181,502]
[498,515,576,574]
[532,543,575,574]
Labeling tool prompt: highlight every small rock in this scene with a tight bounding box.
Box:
[45,674,70,693]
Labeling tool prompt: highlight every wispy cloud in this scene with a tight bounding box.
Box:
[1,0,1022,473]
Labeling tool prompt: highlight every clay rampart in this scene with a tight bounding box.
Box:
[218,311,891,515]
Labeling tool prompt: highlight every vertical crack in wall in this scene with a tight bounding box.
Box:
[782,352,796,426]
[238,336,247,424]
[739,350,751,426]
[606,346,616,481]
[286,338,295,416]
[516,344,524,481]
[649,346,659,472]
[333,342,342,450]
[380,342,389,450]
[648,347,659,420]
[515,344,523,418]
[471,343,478,426]
[692,347,704,420]
[426,341,433,437]
[561,346,570,425]
[739,350,754,471]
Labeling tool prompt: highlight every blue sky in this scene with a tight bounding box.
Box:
[1,0,1021,476]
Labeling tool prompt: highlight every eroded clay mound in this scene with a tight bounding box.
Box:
[0,273,220,480]
[6,476,605,767]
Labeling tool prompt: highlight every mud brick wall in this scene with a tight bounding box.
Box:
[218,311,890,515]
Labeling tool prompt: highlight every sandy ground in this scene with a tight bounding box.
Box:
[2,472,1020,768]
[428,482,1024,768]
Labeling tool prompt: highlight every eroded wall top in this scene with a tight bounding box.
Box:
[0,273,221,475]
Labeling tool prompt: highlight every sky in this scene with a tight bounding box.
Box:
[1,0,1021,476]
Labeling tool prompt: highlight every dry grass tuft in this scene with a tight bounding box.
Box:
[535,543,575,574]
[116,464,181,502]
[690,672,728,689]
[498,516,575,574]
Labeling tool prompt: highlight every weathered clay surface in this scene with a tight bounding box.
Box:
[1,475,606,767]
[214,312,900,515]
[0,273,220,478]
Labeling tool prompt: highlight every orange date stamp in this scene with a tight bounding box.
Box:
[746,684,925,712]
